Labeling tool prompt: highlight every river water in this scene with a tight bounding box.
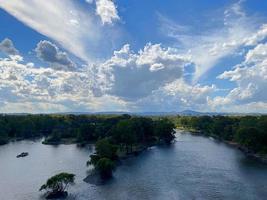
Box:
[0,131,267,200]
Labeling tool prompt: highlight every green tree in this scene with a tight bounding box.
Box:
[111,120,137,153]
[39,172,75,199]
[96,158,116,178]
[42,129,61,144]
[235,127,263,152]
[77,123,96,142]
[94,138,118,160]
[87,138,118,179]
[0,131,8,145]
[154,119,175,143]
[0,119,8,145]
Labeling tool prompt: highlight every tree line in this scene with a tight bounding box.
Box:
[0,114,175,145]
[0,114,132,145]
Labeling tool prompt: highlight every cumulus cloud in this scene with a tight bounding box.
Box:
[85,0,120,24]
[0,38,19,55]
[244,43,267,64]
[209,43,267,112]
[0,41,192,113]
[0,49,129,113]
[244,24,267,46]
[95,0,120,25]
[133,79,215,111]
[35,40,76,71]
[92,43,191,100]
[0,101,68,114]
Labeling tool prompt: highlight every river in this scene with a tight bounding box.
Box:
[0,131,267,200]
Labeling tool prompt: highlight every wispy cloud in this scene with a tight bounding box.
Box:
[0,0,114,62]
[159,0,267,82]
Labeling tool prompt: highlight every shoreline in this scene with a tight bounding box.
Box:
[178,128,267,164]
[225,140,267,164]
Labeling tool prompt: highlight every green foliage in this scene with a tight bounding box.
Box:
[235,127,266,152]
[76,123,96,142]
[0,114,176,147]
[95,138,118,160]
[111,119,137,149]
[39,172,75,193]
[87,154,100,166]
[0,114,130,144]
[87,117,175,178]
[0,133,8,145]
[96,158,116,178]
[42,129,61,144]
[88,138,118,177]
[154,119,175,143]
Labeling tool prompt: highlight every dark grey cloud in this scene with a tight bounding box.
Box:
[35,40,76,71]
[0,38,19,55]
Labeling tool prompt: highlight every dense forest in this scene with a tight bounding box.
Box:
[172,115,267,155]
[0,114,175,146]
[0,114,120,145]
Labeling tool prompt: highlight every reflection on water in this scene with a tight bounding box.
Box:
[0,132,267,200]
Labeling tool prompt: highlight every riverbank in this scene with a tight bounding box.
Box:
[225,140,267,164]
[42,138,77,145]
[178,127,267,164]
[42,137,97,146]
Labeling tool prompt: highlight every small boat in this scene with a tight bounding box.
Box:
[16,152,29,158]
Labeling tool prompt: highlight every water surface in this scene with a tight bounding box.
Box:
[0,131,267,200]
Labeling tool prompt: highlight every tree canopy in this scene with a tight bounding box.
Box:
[39,172,75,199]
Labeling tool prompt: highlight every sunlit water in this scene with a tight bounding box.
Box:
[1,131,267,200]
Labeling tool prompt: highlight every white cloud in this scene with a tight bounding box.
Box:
[0,38,19,55]
[244,24,267,46]
[0,0,102,62]
[159,1,267,82]
[134,79,215,111]
[91,43,191,100]
[85,0,120,25]
[245,43,267,64]
[35,40,76,71]
[95,0,120,25]
[208,100,267,113]
[209,43,267,112]
[0,51,130,113]
[0,101,68,114]
[1,1,266,113]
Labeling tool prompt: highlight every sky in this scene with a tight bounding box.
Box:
[0,0,267,113]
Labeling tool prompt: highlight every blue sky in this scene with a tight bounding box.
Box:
[0,0,267,113]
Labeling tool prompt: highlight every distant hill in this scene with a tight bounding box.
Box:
[52,110,265,116]
[1,110,265,116]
